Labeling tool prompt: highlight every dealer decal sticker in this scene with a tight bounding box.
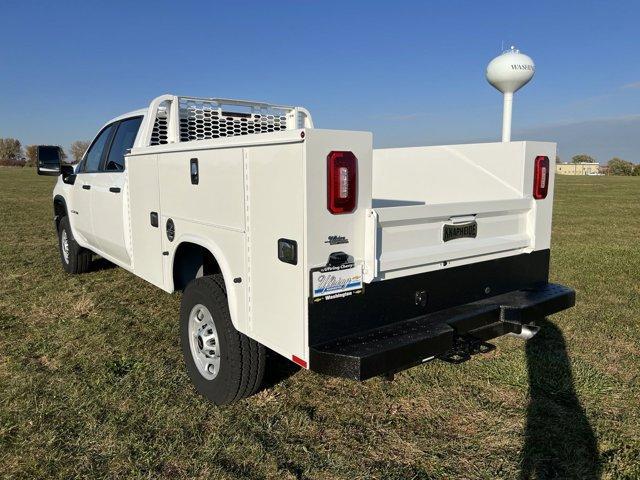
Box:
[310,262,364,302]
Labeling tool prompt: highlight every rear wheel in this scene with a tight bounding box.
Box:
[180,274,265,405]
[58,216,92,274]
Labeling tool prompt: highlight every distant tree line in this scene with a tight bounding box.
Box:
[3,136,639,176]
[0,138,90,167]
[559,153,640,176]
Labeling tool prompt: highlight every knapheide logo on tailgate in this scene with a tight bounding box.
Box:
[443,221,478,242]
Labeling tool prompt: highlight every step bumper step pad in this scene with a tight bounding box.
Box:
[309,283,575,380]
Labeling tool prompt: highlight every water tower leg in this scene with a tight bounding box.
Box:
[502,92,513,142]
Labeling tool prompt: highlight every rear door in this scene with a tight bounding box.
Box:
[70,123,117,246]
[90,117,143,266]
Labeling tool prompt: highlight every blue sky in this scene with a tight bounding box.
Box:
[1,0,639,163]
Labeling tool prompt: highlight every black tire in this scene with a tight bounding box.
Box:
[58,216,92,274]
[180,274,265,405]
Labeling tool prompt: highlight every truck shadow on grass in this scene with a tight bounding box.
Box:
[259,348,301,392]
[520,318,600,479]
[89,256,117,272]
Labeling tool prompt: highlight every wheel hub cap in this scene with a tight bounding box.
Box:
[61,230,70,263]
[188,304,220,380]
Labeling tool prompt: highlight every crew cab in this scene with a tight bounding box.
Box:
[37,94,575,405]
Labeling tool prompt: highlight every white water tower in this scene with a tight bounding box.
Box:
[486,46,535,142]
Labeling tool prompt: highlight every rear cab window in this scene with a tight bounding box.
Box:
[83,124,116,173]
[105,117,143,172]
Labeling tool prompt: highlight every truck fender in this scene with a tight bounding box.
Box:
[169,234,243,332]
[53,194,68,230]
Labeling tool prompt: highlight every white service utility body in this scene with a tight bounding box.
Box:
[41,94,574,403]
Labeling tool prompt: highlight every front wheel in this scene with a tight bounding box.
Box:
[180,274,265,405]
[58,216,92,274]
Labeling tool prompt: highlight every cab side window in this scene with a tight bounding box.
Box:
[105,117,143,172]
[84,124,116,173]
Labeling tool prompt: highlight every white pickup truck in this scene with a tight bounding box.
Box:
[38,94,574,405]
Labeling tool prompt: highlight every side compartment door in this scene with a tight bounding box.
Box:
[127,152,164,289]
[90,117,143,267]
[70,123,117,247]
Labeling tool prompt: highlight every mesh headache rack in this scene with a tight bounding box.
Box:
[138,95,314,147]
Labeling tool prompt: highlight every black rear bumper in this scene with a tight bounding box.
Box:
[309,283,575,380]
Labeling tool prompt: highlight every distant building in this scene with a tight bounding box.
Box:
[556,162,600,175]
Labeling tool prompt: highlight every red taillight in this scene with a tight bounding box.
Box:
[533,156,550,200]
[327,151,357,214]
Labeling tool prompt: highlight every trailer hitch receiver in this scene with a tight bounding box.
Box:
[439,336,496,364]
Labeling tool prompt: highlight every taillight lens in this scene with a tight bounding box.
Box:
[327,151,357,214]
[533,156,550,200]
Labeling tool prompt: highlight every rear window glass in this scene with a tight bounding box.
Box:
[105,117,143,171]
[84,124,115,172]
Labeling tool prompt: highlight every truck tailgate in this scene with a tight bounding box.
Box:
[365,141,556,282]
[364,197,532,281]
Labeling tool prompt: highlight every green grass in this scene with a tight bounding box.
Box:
[1,167,639,479]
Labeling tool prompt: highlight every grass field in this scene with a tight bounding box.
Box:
[1,167,638,479]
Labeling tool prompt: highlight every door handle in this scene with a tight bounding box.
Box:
[190,158,199,185]
[109,187,121,193]
[82,184,91,190]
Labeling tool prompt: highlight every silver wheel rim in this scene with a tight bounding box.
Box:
[61,230,70,264]
[188,304,220,380]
